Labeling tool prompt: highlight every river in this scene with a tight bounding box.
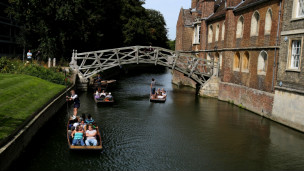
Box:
[9,68,304,171]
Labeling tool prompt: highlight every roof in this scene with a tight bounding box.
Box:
[234,0,269,12]
[207,0,226,22]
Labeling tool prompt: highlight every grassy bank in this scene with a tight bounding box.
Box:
[0,74,65,141]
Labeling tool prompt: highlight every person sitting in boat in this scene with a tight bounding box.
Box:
[79,119,87,132]
[100,90,106,99]
[71,125,85,146]
[94,90,100,99]
[161,88,167,98]
[85,125,97,146]
[105,92,113,101]
[85,114,95,124]
[156,88,161,95]
[72,117,81,129]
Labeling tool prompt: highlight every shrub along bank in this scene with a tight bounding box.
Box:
[0,57,68,85]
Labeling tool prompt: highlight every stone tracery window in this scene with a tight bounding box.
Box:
[265,9,272,35]
[208,25,213,43]
[236,16,244,38]
[215,24,219,42]
[233,52,241,71]
[257,51,268,75]
[242,51,250,72]
[222,22,225,40]
[250,11,260,36]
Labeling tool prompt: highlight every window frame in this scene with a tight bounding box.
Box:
[215,24,220,42]
[257,50,268,75]
[292,0,304,19]
[250,11,260,37]
[286,38,303,72]
[236,16,244,39]
[233,52,241,71]
[264,8,272,35]
[193,24,201,45]
[208,24,213,43]
[242,51,250,73]
[222,22,225,41]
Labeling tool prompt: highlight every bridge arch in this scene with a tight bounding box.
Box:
[70,46,217,85]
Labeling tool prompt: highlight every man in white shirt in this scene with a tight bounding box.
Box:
[85,125,97,146]
[27,50,32,63]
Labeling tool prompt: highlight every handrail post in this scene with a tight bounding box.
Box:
[136,46,139,64]
[154,48,159,66]
[172,52,179,70]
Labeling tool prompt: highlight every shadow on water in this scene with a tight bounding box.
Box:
[8,68,304,171]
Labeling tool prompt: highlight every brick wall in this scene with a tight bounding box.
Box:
[219,82,274,116]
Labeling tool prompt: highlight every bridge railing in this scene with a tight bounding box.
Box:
[70,46,218,85]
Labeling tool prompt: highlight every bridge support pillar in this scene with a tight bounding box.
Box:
[76,74,89,91]
[198,76,220,98]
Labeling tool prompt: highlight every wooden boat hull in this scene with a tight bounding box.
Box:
[150,97,166,103]
[93,95,114,104]
[67,119,102,151]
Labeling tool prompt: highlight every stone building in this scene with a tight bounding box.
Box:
[175,0,284,116]
[0,2,19,57]
[272,0,304,132]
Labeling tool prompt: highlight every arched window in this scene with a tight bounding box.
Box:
[236,16,244,38]
[214,52,220,76]
[234,52,241,71]
[257,51,268,75]
[222,22,225,40]
[265,9,272,35]
[208,25,213,43]
[242,51,250,71]
[250,11,260,36]
[215,24,220,42]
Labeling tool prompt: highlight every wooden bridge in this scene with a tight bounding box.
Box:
[69,46,218,85]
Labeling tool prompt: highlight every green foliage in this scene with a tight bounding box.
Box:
[0,57,67,85]
[7,0,169,61]
[167,40,176,51]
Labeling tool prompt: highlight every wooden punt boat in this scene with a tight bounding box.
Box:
[93,94,114,104]
[150,95,166,103]
[91,80,116,90]
[67,118,102,150]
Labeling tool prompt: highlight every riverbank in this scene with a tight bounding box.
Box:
[0,74,65,143]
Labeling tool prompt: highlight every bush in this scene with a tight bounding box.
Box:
[0,57,69,85]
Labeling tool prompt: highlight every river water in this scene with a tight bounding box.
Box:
[9,69,304,171]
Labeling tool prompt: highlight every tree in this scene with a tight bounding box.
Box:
[146,9,168,48]
[7,0,169,61]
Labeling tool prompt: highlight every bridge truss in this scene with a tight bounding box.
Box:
[70,46,218,85]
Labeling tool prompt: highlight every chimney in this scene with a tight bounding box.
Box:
[191,0,198,9]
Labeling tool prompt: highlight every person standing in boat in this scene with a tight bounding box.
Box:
[95,74,102,93]
[151,78,156,96]
[66,90,80,119]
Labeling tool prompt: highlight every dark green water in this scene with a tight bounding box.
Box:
[9,69,304,171]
